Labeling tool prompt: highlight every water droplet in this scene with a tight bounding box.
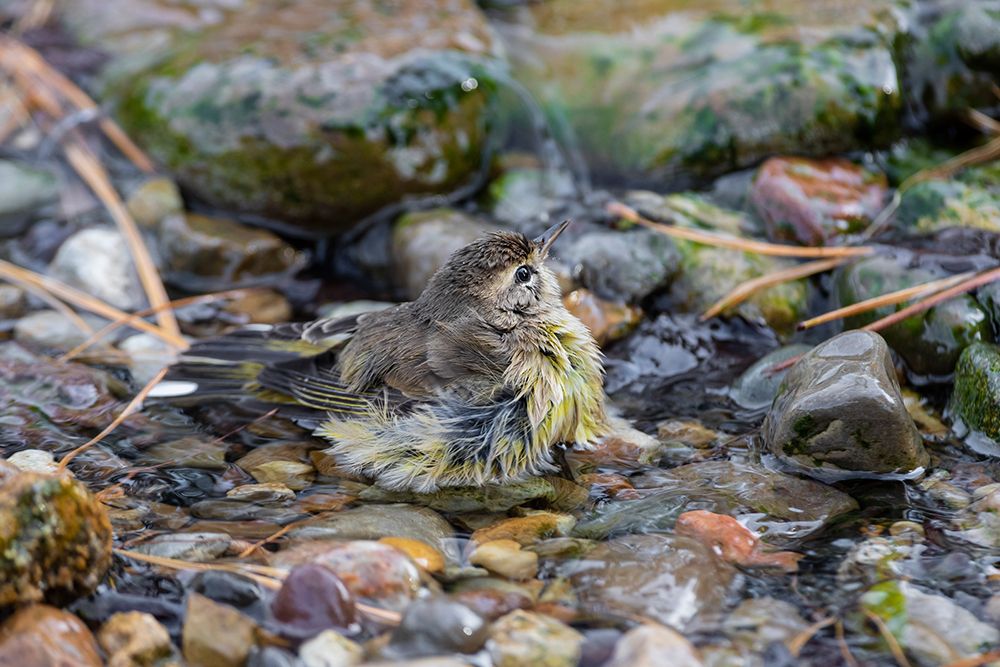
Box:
[461,78,478,92]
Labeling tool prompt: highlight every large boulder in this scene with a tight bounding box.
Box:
[63,0,505,237]
[762,330,929,475]
[950,342,1000,444]
[492,1,901,187]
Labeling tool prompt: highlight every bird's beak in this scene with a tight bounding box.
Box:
[533,219,571,257]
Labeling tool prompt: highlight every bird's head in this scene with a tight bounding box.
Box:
[419,219,570,330]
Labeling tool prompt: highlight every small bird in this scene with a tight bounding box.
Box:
[160,220,608,492]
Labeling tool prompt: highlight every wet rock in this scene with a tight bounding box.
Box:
[0,604,102,667]
[565,534,736,631]
[628,191,808,334]
[392,208,495,299]
[366,659,469,667]
[487,610,583,667]
[378,537,445,574]
[299,630,362,667]
[188,570,268,618]
[558,228,677,302]
[13,310,91,351]
[183,593,259,667]
[563,289,642,346]
[836,253,992,379]
[723,598,808,656]
[0,471,112,606]
[567,416,665,471]
[486,165,577,229]
[895,167,1000,235]
[358,478,558,513]
[675,510,802,572]
[78,0,503,237]
[762,330,929,475]
[248,460,315,491]
[0,160,58,236]
[750,157,887,245]
[97,611,173,667]
[134,532,232,562]
[224,289,293,325]
[497,3,900,187]
[0,285,27,320]
[272,540,421,612]
[471,512,576,546]
[126,176,183,229]
[271,563,357,635]
[580,460,857,542]
[451,579,533,621]
[950,342,1000,443]
[469,539,538,580]
[860,580,1000,666]
[894,2,1000,124]
[119,333,177,386]
[249,646,305,667]
[145,437,228,470]
[159,213,306,291]
[49,227,145,311]
[5,449,58,474]
[606,624,703,667]
[385,597,488,658]
[227,482,296,503]
[730,344,812,410]
[286,504,453,552]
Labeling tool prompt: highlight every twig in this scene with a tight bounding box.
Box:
[787,616,836,657]
[63,141,179,338]
[941,650,1000,667]
[237,523,295,559]
[0,276,95,334]
[59,289,252,362]
[57,367,168,471]
[797,271,976,331]
[863,266,1000,334]
[608,202,875,258]
[112,547,402,624]
[0,36,154,171]
[836,620,860,667]
[861,133,1000,240]
[0,260,185,347]
[864,609,913,667]
[701,257,848,321]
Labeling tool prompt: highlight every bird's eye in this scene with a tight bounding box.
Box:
[515,265,533,283]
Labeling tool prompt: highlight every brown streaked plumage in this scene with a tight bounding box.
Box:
[161,220,608,491]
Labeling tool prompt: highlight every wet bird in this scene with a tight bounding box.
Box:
[158,220,608,492]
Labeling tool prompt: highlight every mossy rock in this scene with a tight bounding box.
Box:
[950,342,1000,442]
[70,0,506,238]
[0,471,113,606]
[836,253,993,380]
[895,164,1000,234]
[495,1,902,186]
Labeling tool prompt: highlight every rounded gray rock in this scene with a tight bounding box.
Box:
[762,330,928,476]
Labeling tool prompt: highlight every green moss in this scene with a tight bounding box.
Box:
[861,581,908,639]
[950,343,1000,441]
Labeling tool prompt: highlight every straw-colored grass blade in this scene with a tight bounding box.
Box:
[701,257,849,321]
[608,202,875,259]
[798,271,976,331]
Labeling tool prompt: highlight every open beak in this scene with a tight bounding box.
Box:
[533,219,571,257]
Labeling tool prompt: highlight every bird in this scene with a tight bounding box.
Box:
[157,219,608,492]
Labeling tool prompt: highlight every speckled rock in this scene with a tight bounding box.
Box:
[183,593,259,667]
[762,330,928,475]
[49,227,145,311]
[299,630,363,667]
[97,611,173,667]
[13,310,91,351]
[0,471,112,606]
[558,228,678,303]
[487,610,583,667]
[606,624,703,667]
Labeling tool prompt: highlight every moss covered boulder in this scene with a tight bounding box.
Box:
[950,342,1000,442]
[0,469,113,606]
[493,0,901,186]
[626,191,808,336]
[762,330,928,476]
[64,0,504,237]
[895,164,1000,235]
[836,253,993,380]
